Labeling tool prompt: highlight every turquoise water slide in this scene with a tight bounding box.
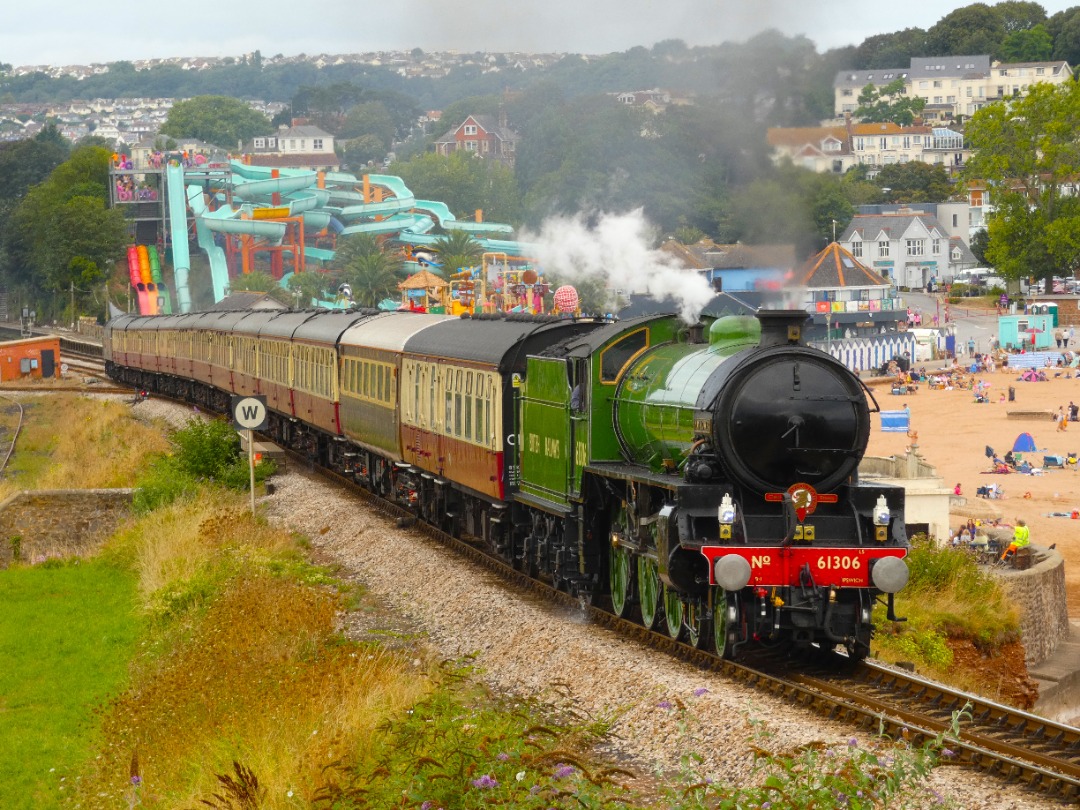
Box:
[185,186,232,304]
[165,163,193,313]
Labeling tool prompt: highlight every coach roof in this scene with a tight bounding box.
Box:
[403,315,604,370]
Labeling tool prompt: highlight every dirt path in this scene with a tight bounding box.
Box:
[864,368,1080,615]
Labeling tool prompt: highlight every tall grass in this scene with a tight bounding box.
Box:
[0,395,170,493]
[874,535,1020,675]
[0,558,141,810]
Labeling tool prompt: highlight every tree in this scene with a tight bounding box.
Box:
[160,95,270,148]
[431,230,485,274]
[963,81,1080,285]
[969,228,990,266]
[999,24,1053,61]
[331,233,401,307]
[852,28,928,69]
[853,78,926,125]
[395,151,521,226]
[874,162,954,203]
[926,4,1007,56]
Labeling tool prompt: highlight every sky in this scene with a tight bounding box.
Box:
[5,1,1080,68]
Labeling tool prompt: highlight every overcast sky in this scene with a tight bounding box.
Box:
[5,1,1080,68]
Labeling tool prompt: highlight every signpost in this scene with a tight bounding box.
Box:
[231,396,268,515]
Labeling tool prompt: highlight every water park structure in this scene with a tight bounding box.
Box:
[110,155,559,315]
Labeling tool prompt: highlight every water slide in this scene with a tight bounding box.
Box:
[147,245,172,313]
[127,245,156,314]
[163,160,532,307]
[165,162,193,312]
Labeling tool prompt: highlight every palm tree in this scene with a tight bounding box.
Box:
[332,233,402,307]
[432,230,485,274]
[342,252,400,307]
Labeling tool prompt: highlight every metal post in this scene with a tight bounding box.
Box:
[248,428,256,516]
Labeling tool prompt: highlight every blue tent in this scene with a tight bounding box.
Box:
[1012,432,1037,452]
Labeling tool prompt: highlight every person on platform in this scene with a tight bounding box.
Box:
[1001,519,1031,563]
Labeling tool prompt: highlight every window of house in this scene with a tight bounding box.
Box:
[842,88,852,96]
[952,246,962,260]
[934,96,943,104]
[855,137,864,151]
[906,239,924,256]
[289,139,296,150]
[1037,67,1045,75]
[878,241,889,258]
[268,137,276,148]
[879,137,887,150]
[913,135,921,145]
[902,136,910,149]
[465,140,477,151]
[254,137,265,148]
[464,124,477,135]
[851,240,863,258]
[932,239,940,254]
[933,80,942,88]
[919,80,928,88]
[300,140,306,150]
[313,138,323,150]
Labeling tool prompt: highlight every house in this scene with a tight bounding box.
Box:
[839,210,954,290]
[242,124,338,171]
[794,242,907,339]
[766,125,854,174]
[658,239,795,291]
[432,113,518,167]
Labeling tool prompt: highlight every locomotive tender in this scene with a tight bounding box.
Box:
[105,306,908,659]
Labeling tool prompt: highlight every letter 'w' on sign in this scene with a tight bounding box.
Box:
[231,395,268,432]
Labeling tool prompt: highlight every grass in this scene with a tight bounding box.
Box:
[0,394,171,501]
[873,534,1020,677]
[0,557,142,810]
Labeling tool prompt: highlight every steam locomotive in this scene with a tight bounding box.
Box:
[104,306,908,660]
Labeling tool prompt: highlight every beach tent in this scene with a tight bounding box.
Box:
[1012,432,1037,453]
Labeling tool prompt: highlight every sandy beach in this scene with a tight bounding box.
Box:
[864,366,1080,615]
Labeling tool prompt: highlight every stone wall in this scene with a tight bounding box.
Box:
[0,489,134,567]
[997,547,1071,667]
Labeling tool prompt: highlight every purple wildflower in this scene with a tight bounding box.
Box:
[471,774,498,789]
[657,700,673,709]
[941,748,955,758]
[497,752,510,761]
[553,764,575,779]
[693,687,709,697]
[421,803,433,810]
[130,775,141,787]
[848,737,859,748]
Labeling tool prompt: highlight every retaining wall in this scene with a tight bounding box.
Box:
[996,547,1071,667]
[0,489,134,566]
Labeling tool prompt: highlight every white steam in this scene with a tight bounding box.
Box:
[521,209,715,324]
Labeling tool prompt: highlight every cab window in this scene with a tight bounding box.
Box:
[600,329,648,383]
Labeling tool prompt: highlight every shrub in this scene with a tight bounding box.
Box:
[133,417,275,512]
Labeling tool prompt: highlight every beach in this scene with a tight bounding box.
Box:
[864,366,1080,614]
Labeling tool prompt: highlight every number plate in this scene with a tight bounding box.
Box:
[700,546,907,588]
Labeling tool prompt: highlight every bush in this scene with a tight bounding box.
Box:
[133,417,275,512]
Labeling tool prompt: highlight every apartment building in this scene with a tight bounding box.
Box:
[834,55,1072,120]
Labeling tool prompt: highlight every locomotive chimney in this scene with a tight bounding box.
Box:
[756,309,810,347]
[687,321,705,343]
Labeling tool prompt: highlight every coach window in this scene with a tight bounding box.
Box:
[454,369,464,437]
[424,364,434,430]
[444,367,453,435]
[464,371,474,440]
[600,328,648,383]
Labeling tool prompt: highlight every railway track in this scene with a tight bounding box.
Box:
[301,455,1080,803]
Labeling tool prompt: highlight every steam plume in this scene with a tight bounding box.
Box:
[522,209,714,323]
